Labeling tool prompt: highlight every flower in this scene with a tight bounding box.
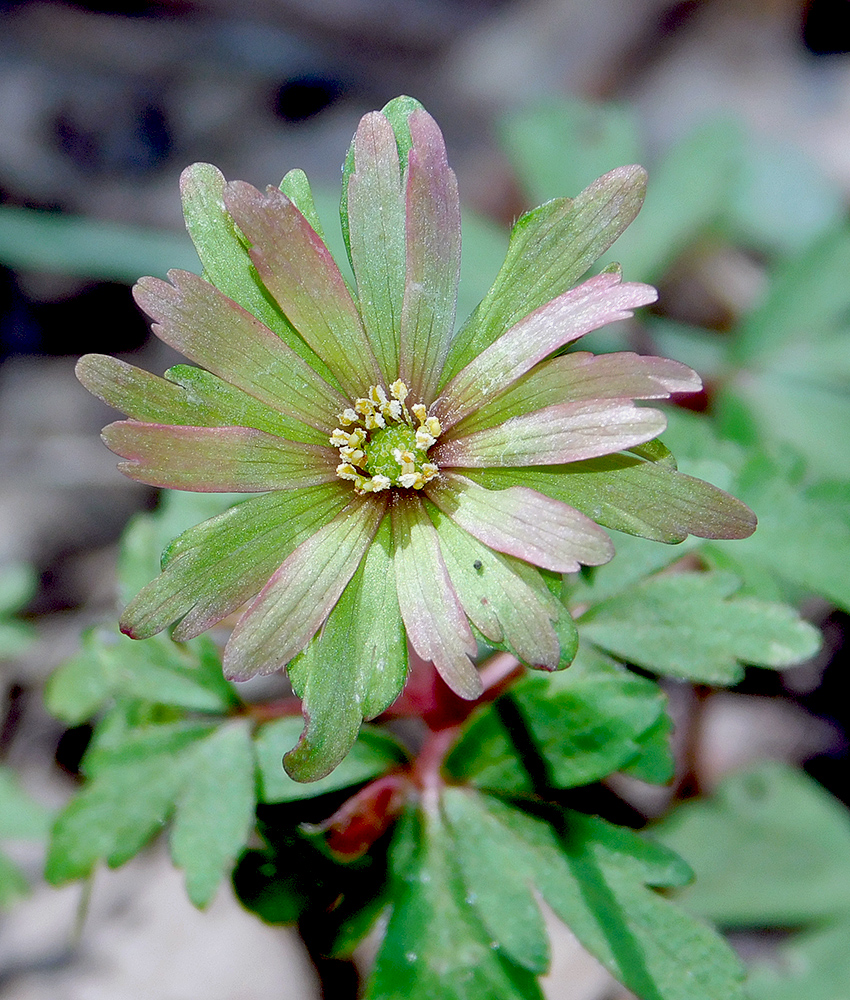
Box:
[77,97,755,778]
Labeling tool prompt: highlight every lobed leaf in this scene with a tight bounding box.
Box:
[579,571,821,685]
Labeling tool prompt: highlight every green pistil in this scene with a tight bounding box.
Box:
[365,424,424,482]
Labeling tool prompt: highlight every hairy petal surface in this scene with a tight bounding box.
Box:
[428,503,561,669]
[427,473,613,572]
[454,353,701,437]
[121,485,350,641]
[285,516,408,782]
[434,400,667,468]
[223,496,386,682]
[398,109,462,404]
[467,458,758,542]
[441,165,649,383]
[346,111,407,383]
[76,354,220,427]
[179,163,334,381]
[133,270,346,434]
[391,497,481,699]
[438,273,657,431]
[102,421,337,492]
[224,181,383,397]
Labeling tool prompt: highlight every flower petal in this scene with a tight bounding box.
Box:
[223,496,386,682]
[162,364,327,445]
[179,163,334,381]
[441,165,648,383]
[346,111,407,383]
[465,457,758,542]
[398,109,462,404]
[427,502,562,669]
[453,352,701,437]
[224,181,383,397]
[133,270,347,434]
[391,496,481,699]
[434,400,667,468]
[284,515,408,781]
[102,421,338,491]
[437,272,658,431]
[426,472,613,572]
[121,485,350,640]
[76,354,215,426]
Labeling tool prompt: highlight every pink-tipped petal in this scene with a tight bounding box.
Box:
[224,181,382,397]
[102,421,338,492]
[437,273,658,431]
[430,510,562,669]
[427,473,613,572]
[76,354,206,426]
[434,399,667,468]
[223,496,386,682]
[454,352,701,436]
[346,111,407,383]
[391,497,481,699]
[398,109,462,404]
[133,271,347,433]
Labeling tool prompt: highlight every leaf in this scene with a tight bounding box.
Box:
[0,767,52,840]
[0,562,37,614]
[598,118,742,283]
[366,806,544,1000]
[711,453,850,612]
[579,571,821,685]
[445,646,670,792]
[170,720,256,907]
[730,225,850,364]
[746,919,850,1000]
[254,718,408,803]
[0,205,199,281]
[499,99,641,206]
[45,628,237,725]
[442,789,746,1000]
[284,515,408,781]
[0,852,31,909]
[652,763,850,927]
[45,721,211,883]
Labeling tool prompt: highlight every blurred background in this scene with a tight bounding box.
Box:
[2,1,850,998]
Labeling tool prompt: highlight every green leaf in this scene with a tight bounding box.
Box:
[366,806,544,1000]
[711,453,850,612]
[445,646,670,791]
[0,205,199,281]
[0,767,52,840]
[652,763,850,927]
[0,852,31,909]
[500,99,641,206]
[279,515,408,782]
[746,919,850,1000]
[170,720,256,907]
[0,562,37,614]
[443,789,746,1000]
[579,571,821,685]
[45,721,211,883]
[255,718,408,803]
[731,225,850,364]
[599,118,742,283]
[45,627,237,725]
[568,528,704,606]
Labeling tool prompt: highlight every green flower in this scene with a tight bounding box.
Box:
[77,97,754,778]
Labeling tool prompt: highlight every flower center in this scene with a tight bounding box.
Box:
[330,379,441,494]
